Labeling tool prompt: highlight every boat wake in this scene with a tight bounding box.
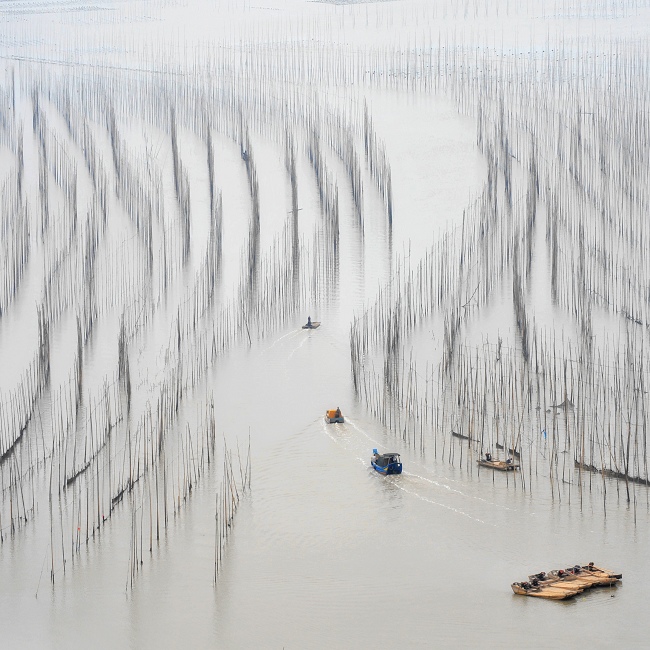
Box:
[287,334,311,360]
[347,419,514,512]
[261,329,301,355]
[389,480,493,526]
[321,419,496,526]
[402,473,515,512]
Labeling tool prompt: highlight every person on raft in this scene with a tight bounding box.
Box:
[485,451,492,461]
[335,407,342,418]
[506,457,513,465]
[306,316,312,328]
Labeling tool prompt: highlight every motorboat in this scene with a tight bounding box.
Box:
[371,449,402,475]
[325,409,344,423]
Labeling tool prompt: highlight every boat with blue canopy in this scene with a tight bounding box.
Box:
[371,449,402,475]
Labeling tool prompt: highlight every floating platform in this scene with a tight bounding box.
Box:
[302,322,321,329]
[512,564,621,600]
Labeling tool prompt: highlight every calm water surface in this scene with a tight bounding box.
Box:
[1,1,649,648]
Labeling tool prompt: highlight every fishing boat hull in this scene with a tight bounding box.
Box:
[547,569,620,588]
[549,574,600,588]
[325,409,344,423]
[511,583,578,600]
[451,431,474,441]
[371,450,402,475]
[477,459,518,471]
[496,443,521,458]
[371,460,402,475]
[582,564,622,580]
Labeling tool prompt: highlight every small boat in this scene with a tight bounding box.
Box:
[546,568,618,588]
[527,572,587,592]
[371,449,402,475]
[581,562,622,580]
[302,321,321,329]
[451,431,474,441]
[325,409,344,423]
[477,457,518,471]
[511,581,579,600]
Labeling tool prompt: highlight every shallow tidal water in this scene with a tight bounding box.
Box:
[1,0,650,648]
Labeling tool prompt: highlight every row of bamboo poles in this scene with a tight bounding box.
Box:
[0,20,403,579]
[348,35,650,514]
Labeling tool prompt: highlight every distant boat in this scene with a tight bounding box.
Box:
[302,321,320,329]
[325,409,344,423]
[371,449,402,475]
